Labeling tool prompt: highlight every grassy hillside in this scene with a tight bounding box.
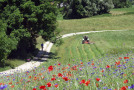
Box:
[50,30,134,64]
[57,6,134,35]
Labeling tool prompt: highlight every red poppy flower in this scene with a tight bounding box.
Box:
[124,79,128,83]
[85,81,90,86]
[62,67,66,70]
[124,57,129,59]
[11,85,14,88]
[33,88,36,90]
[119,57,122,59]
[62,77,69,81]
[91,63,94,65]
[52,75,56,77]
[126,57,129,59]
[47,82,51,87]
[58,63,61,66]
[8,82,12,85]
[39,85,46,89]
[120,86,127,90]
[81,62,83,64]
[96,78,100,81]
[101,69,105,72]
[68,64,70,66]
[58,73,63,77]
[71,66,77,70]
[0,83,3,85]
[106,65,110,68]
[51,77,56,81]
[48,66,53,72]
[29,76,32,79]
[54,84,59,88]
[34,76,38,80]
[115,61,120,65]
[80,80,85,83]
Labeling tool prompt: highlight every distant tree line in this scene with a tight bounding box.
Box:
[113,0,132,8]
[63,0,114,19]
[0,0,59,66]
[55,0,132,19]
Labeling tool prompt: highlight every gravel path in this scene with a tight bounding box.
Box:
[0,29,128,76]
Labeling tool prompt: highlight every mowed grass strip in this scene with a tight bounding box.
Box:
[57,7,134,35]
[50,30,134,64]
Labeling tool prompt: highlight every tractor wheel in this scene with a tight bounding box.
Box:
[82,40,84,44]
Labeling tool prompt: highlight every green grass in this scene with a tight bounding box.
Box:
[49,30,134,64]
[110,5,134,13]
[0,59,26,71]
[36,36,45,49]
[57,6,134,35]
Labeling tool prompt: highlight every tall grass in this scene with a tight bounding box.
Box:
[0,53,133,90]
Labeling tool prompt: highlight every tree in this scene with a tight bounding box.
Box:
[63,0,114,19]
[0,0,59,63]
[112,0,132,8]
[0,20,18,66]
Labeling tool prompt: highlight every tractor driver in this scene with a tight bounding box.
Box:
[83,36,89,41]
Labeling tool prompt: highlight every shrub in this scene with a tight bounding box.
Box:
[63,0,114,19]
[112,0,132,8]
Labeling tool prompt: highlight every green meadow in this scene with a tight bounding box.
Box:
[49,30,134,64]
[57,6,134,35]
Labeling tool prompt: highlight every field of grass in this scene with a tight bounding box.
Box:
[57,6,134,35]
[50,30,134,64]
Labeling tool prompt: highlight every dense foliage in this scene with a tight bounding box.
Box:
[0,20,18,66]
[113,0,132,8]
[63,0,114,19]
[0,0,58,65]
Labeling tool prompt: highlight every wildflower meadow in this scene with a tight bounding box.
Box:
[0,53,134,90]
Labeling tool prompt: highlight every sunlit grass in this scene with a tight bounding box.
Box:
[57,6,134,35]
[50,30,134,64]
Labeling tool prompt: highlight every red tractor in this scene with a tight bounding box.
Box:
[82,36,93,44]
